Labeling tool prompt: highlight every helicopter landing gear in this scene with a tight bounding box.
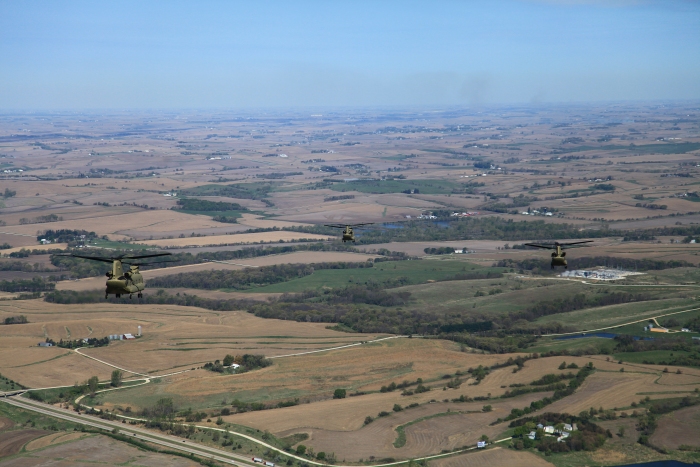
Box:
[138,293,143,299]
[105,293,108,300]
[116,293,121,298]
[129,294,133,299]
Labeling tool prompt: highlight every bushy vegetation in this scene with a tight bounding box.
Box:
[3,315,28,325]
[0,277,55,292]
[203,354,271,373]
[38,229,97,244]
[176,198,246,212]
[510,412,609,453]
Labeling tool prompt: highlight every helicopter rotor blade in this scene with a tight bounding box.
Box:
[123,260,178,266]
[559,240,594,247]
[120,252,172,260]
[323,224,346,228]
[523,243,556,250]
[58,253,116,263]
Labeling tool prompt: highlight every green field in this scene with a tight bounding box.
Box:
[329,178,465,195]
[238,259,504,293]
[534,298,698,331]
[613,350,698,365]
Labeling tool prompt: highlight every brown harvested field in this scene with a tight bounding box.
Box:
[296,393,550,461]
[0,243,68,255]
[429,447,554,467]
[0,417,15,432]
[545,371,661,414]
[0,434,200,466]
[0,208,224,238]
[0,299,385,388]
[101,338,506,414]
[56,250,378,292]
[24,432,87,451]
[0,429,48,457]
[140,231,333,247]
[650,404,700,450]
[236,213,313,229]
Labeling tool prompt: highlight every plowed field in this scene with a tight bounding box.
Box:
[429,447,554,467]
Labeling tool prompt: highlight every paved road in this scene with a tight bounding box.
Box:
[2,396,249,466]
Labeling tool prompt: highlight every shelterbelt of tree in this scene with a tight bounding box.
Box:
[280,216,700,244]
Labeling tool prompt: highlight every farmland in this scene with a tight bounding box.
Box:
[2,104,700,465]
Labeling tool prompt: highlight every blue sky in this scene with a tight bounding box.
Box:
[1,1,698,109]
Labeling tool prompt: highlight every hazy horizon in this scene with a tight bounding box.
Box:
[1,0,699,110]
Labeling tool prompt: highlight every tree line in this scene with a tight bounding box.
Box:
[147,261,373,291]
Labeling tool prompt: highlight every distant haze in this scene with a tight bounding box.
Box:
[1,0,699,110]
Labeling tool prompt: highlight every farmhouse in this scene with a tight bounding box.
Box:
[123,333,136,340]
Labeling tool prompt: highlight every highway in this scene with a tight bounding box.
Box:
[2,395,510,467]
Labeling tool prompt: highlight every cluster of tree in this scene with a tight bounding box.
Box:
[423,247,455,255]
[592,183,615,191]
[3,315,28,325]
[141,397,177,419]
[636,202,667,210]
[19,214,62,225]
[148,262,373,291]
[175,198,246,212]
[43,336,109,349]
[502,365,595,422]
[3,188,16,198]
[178,183,273,201]
[507,292,651,326]
[510,412,609,453]
[255,172,303,179]
[37,229,97,244]
[323,194,355,202]
[0,243,11,250]
[0,277,55,292]
[379,378,424,393]
[203,354,271,373]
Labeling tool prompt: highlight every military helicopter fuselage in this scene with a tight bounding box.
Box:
[324,223,373,243]
[550,246,567,268]
[524,241,592,269]
[341,226,356,242]
[105,260,146,297]
[61,252,172,299]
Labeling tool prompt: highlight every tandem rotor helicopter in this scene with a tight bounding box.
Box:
[61,252,173,299]
[523,240,593,269]
[323,223,374,242]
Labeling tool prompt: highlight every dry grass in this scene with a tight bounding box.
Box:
[8,434,200,466]
[0,417,15,432]
[0,299,382,388]
[650,404,700,449]
[140,231,332,247]
[429,447,554,467]
[295,394,549,461]
[0,429,48,457]
[24,432,87,451]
